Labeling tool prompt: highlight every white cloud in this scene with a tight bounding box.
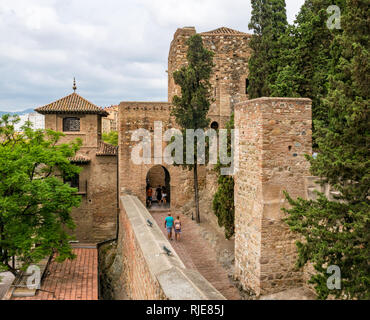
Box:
[0,0,305,111]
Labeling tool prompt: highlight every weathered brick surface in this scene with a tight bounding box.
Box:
[118,203,167,300]
[234,97,312,296]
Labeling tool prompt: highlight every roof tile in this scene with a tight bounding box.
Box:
[96,141,118,156]
[35,93,108,116]
[201,27,250,36]
[69,154,91,163]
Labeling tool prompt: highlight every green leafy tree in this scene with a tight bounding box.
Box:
[102,131,118,146]
[284,0,369,300]
[171,34,214,223]
[0,115,82,276]
[248,0,287,98]
[213,114,235,239]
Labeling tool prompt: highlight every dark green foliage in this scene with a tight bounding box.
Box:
[0,115,82,275]
[284,0,370,300]
[271,0,346,130]
[213,114,235,239]
[171,34,214,223]
[102,131,118,146]
[248,0,287,98]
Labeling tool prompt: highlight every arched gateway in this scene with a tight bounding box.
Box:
[146,165,171,207]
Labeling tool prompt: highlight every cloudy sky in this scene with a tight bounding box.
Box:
[0,0,305,112]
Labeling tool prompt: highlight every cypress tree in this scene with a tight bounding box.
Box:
[284,0,370,300]
[171,34,214,224]
[248,0,287,98]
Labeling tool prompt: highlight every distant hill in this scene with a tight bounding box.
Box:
[0,108,35,116]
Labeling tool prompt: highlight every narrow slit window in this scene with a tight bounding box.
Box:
[245,78,250,95]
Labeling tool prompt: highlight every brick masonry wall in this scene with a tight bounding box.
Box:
[234,97,312,296]
[117,200,167,300]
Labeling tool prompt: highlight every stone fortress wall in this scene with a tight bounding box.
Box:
[117,26,328,298]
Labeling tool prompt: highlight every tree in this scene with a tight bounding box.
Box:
[213,114,235,239]
[102,131,118,146]
[171,34,214,223]
[270,0,346,131]
[248,0,287,98]
[0,115,82,276]
[283,0,369,300]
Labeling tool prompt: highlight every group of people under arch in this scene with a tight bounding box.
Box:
[146,185,168,208]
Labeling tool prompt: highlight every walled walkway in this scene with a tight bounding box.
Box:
[11,248,98,300]
[150,209,241,300]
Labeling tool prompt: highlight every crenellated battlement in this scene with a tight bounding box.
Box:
[119,101,173,112]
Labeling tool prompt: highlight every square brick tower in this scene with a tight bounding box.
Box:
[168,26,252,128]
[234,97,312,296]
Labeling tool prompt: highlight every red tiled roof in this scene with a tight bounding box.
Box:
[201,27,249,36]
[35,93,108,116]
[69,154,91,163]
[11,248,98,300]
[96,141,118,156]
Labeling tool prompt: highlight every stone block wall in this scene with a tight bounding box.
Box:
[234,97,312,296]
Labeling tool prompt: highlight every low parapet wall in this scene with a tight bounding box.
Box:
[118,195,225,300]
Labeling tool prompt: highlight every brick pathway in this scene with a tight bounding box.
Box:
[12,248,98,300]
[151,210,241,300]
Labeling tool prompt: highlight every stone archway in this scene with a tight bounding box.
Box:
[146,165,171,207]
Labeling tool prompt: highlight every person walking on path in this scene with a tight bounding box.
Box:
[146,187,153,208]
[156,185,162,204]
[161,186,167,207]
[174,216,182,241]
[164,213,174,241]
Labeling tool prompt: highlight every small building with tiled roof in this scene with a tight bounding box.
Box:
[36,82,118,243]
